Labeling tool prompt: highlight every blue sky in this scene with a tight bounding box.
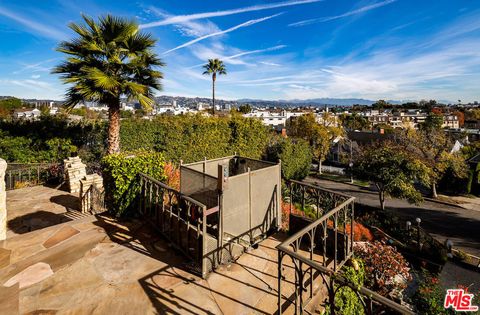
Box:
[0,0,479,102]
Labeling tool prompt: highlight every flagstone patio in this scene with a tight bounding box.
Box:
[6,185,87,238]
[0,214,326,314]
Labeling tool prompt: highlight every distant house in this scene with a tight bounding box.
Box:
[443,114,459,129]
[327,137,360,165]
[13,108,41,120]
[465,119,480,129]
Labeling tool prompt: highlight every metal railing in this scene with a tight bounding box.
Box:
[137,173,211,277]
[5,163,62,190]
[277,180,413,315]
[287,179,352,221]
[81,185,106,214]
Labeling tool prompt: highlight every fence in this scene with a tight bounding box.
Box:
[181,156,282,246]
[137,173,216,277]
[277,180,413,314]
[180,166,218,209]
[5,163,62,190]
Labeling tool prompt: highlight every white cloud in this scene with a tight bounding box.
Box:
[13,58,57,74]
[0,6,67,40]
[189,44,287,68]
[289,0,397,27]
[140,0,321,29]
[149,7,221,37]
[31,74,41,79]
[227,45,286,60]
[162,13,282,55]
[259,61,282,67]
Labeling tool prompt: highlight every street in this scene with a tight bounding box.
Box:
[306,177,480,257]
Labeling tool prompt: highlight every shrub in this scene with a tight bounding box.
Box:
[265,137,312,180]
[164,162,180,190]
[120,115,271,163]
[325,220,374,242]
[413,270,448,314]
[280,201,304,231]
[325,259,366,315]
[102,151,166,217]
[354,241,411,297]
[347,222,374,242]
[0,116,106,163]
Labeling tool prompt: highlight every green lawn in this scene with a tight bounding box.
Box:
[310,172,371,187]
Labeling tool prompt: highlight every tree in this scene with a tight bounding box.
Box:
[372,100,391,110]
[402,124,467,198]
[202,59,226,116]
[418,99,437,113]
[0,97,24,119]
[421,112,444,130]
[237,104,252,114]
[453,111,465,127]
[265,136,312,180]
[287,113,342,173]
[352,143,429,210]
[53,14,164,154]
[339,113,370,131]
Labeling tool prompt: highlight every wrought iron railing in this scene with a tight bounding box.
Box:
[5,163,62,190]
[137,173,212,277]
[81,185,106,214]
[277,180,413,314]
[287,179,352,220]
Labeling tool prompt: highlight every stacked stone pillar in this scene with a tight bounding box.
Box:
[64,157,87,194]
[0,158,6,240]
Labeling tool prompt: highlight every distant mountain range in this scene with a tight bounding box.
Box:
[2,95,456,107]
[237,98,404,106]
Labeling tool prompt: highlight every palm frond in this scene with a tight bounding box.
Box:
[54,14,164,108]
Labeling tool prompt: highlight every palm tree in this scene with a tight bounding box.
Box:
[53,15,164,154]
[202,59,226,115]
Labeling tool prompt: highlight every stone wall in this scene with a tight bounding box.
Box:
[64,157,87,194]
[0,158,6,240]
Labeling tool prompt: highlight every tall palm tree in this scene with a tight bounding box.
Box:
[53,14,164,154]
[202,59,226,115]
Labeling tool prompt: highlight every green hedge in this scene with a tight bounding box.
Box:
[0,115,106,163]
[102,151,166,217]
[120,114,271,163]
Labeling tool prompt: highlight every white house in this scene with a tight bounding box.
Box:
[13,108,41,120]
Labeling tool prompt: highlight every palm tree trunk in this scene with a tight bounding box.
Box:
[212,74,216,116]
[107,100,121,154]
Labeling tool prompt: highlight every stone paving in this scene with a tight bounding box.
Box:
[6,186,86,238]
[0,214,325,314]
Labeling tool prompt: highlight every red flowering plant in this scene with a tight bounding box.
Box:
[280,201,304,231]
[413,269,448,314]
[164,162,180,190]
[354,241,412,297]
[327,220,374,241]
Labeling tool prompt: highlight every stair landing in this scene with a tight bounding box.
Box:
[0,215,327,314]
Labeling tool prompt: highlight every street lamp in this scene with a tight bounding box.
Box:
[445,239,453,258]
[416,217,421,251]
[349,139,353,184]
